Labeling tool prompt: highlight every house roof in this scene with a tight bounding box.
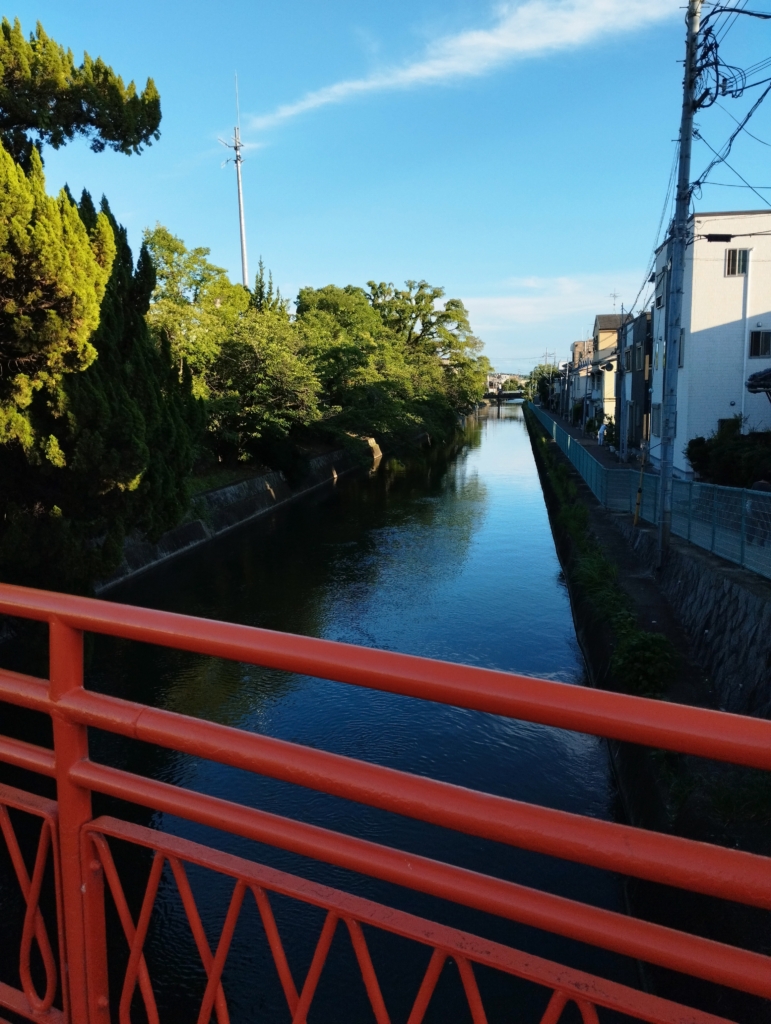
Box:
[690,210,771,219]
[593,314,631,332]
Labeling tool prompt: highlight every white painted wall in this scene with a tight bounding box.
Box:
[650,210,771,477]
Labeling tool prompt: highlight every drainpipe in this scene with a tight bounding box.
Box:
[740,249,753,429]
[619,325,628,462]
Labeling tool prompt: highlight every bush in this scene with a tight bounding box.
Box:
[611,625,677,698]
[686,415,771,487]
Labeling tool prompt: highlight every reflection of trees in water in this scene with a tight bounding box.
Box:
[85,424,485,735]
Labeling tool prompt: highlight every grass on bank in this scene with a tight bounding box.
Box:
[528,413,678,699]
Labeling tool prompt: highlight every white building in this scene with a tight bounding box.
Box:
[650,210,771,477]
[486,372,518,392]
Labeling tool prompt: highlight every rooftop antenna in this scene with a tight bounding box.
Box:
[219,74,249,287]
[609,289,619,312]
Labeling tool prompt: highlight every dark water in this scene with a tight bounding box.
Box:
[4,406,640,1022]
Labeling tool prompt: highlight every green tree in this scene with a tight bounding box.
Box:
[525,364,558,403]
[252,257,287,313]
[0,193,201,590]
[366,279,488,411]
[208,308,319,463]
[297,281,488,442]
[0,143,115,456]
[143,228,320,466]
[0,18,160,169]
[297,284,417,438]
[143,223,249,394]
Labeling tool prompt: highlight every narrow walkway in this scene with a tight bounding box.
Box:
[535,406,653,472]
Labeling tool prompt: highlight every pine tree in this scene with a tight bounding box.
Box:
[0,143,114,456]
[0,190,202,590]
[0,18,161,169]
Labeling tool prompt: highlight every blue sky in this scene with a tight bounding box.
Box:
[12,0,771,371]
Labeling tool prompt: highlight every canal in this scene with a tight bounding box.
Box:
[5,405,639,1021]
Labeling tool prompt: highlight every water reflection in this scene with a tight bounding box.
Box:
[6,407,637,1022]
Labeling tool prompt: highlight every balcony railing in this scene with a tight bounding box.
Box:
[1,582,770,1022]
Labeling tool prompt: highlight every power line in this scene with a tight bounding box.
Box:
[715,98,771,144]
[616,141,680,330]
[714,0,749,43]
[693,126,771,205]
[692,81,771,189]
[700,178,771,186]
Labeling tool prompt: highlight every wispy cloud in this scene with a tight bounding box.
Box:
[462,271,650,367]
[464,271,646,329]
[250,0,679,131]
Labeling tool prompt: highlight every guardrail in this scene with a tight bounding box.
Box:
[528,404,771,580]
[2,583,771,1022]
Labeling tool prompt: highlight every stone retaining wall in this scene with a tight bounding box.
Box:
[618,519,771,718]
[96,449,361,592]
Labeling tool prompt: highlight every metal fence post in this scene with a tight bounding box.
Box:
[49,620,110,1024]
[740,489,746,568]
[687,483,692,543]
[711,488,717,553]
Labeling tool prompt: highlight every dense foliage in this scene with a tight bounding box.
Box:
[524,363,559,403]
[0,21,488,592]
[0,18,160,169]
[0,174,200,589]
[686,415,771,487]
[144,227,490,470]
[0,22,197,590]
[0,145,114,453]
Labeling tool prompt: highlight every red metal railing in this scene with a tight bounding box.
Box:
[0,582,770,1023]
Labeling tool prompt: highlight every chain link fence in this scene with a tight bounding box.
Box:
[528,403,771,581]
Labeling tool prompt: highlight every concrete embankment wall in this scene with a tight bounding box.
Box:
[96,449,364,592]
[619,520,771,719]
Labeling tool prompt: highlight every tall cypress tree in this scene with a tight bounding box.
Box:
[0,191,202,591]
[0,18,161,170]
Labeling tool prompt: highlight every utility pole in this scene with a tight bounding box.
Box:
[657,0,701,567]
[220,76,249,288]
[618,305,629,462]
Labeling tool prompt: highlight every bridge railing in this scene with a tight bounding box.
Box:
[528,404,771,581]
[1,582,771,1023]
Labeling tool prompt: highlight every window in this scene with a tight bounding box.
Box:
[678,328,685,368]
[624,348,632,371]
[726,249,748,276]
[750,330,771,358]
[651,403,662,437]
[635,344,643,371]
[655,294,663,308]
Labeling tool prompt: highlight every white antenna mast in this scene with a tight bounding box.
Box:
[219,74,249,287]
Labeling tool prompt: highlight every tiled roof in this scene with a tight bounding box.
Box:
[594,313,631,331]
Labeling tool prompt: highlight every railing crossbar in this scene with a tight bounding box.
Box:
[1,581,771,1023]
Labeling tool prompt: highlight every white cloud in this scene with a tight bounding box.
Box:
[465,272,648,330]
[250,0,679,130]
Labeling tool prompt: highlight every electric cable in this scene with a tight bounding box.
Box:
[715,98,771,143]
[692,81,771,189]
[714,0,750,44]
[693,127,771,205]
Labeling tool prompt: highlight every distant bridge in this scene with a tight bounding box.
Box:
[486,390,524,403]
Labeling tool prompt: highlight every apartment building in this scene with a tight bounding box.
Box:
[649,210,771,476]
[616,310,653,452]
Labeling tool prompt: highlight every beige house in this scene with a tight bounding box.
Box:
[588,314,628,425]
